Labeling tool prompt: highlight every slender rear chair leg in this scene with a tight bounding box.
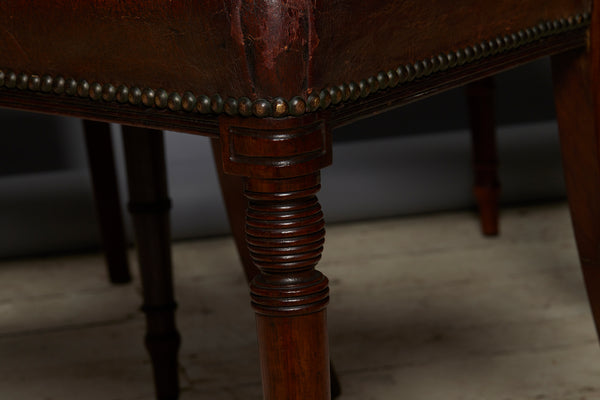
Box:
[466,77,500,236]
[121,126,180,400]
[83,120,131,284]
[210,138,259,282]
[551,11,600,339]
[219,115,332,400]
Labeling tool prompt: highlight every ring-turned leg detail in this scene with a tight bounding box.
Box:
[247,174,331,400]
[247,175,328,316]
[219,114,333,400]
[211,136,342,397]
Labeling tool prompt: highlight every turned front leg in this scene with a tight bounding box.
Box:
[219,115,333,400]
[246,174,330,400]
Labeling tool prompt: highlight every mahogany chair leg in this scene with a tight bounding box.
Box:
[83,120,131,284]
[211,137,342,398]
[121,126,180,400]
[552,21,600,340]
[246,173,330,400]
[466,77,500,236]
[218,116,332,400]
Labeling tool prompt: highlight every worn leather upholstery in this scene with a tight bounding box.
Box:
[0,0,591,101]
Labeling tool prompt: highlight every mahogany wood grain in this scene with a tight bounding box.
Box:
[466,78,500,236]
[122,126,180,400]
[552,4,600,336]
[210,136,342,397]
[83,120,131,283]
[247,173,330,400]
[219,115,332,399]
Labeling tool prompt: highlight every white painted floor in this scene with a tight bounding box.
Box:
[1,202,599,399]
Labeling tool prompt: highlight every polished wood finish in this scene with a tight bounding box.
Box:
[467,78,500,236]
[219,115,332,399]
[552,4,600,335]
[121,127,180,400]
[248,173,330,400]
[83,120,131,283]
[211,137,342,397]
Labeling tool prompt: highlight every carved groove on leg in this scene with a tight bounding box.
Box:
[245,174,331,400]
[246,175,329,317]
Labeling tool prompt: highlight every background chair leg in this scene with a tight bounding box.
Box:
[211,138,342,398]
[466,77,500,236]
[122,126,180,400]
[551,31,600,338]
[83,120,131,284]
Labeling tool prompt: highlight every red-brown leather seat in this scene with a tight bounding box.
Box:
[0,1,590,119]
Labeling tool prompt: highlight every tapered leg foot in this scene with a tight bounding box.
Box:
[83,120,131,284]
[122,126,180,399]
[466,77,500,236]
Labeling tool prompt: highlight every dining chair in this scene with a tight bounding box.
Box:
[0,1,597,399]
[77,73,495,395]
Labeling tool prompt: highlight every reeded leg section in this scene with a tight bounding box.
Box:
[83,120,131,283]
[122,126,180,400]
[219,115,333,400]
[466,77,500,236]
[247,174,331,400]
[551,11,600,338]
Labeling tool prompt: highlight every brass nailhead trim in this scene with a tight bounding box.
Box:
[0,13,590,118]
